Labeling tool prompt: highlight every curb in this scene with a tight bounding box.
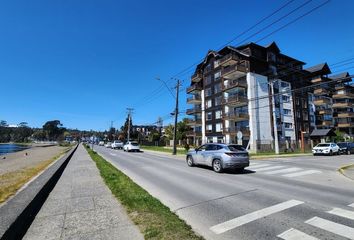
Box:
[0,144,79,240]
[338,163,354,180]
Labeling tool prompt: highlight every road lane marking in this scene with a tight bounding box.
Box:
[247,164,271,169]
[327,207,354,220]
[109,153,117,156]
[265,167,302,175]
[282,170,321,178]
[209,200,303,234]
[305,216,354,240]
[250,166,285,172]
[349,203,354,208]
[277,228,319,240]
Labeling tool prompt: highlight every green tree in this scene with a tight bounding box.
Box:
[43,120,66,141]
[120,116,133,140]
[0,120,8,127]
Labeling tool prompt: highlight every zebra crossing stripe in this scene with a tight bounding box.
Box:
[248,164,271,169]
[327,207,354,220]
[250,166,285,172]
[265,167,302,175]
[210,200,303,234]
[282,170,321,178]
[277,228,319,240]
[305,216,354,240]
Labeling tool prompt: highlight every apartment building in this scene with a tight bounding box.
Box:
[186,42,306,152]
[186,42,353,151]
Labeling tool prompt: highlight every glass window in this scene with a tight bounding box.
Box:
[214,83,221,94]
[205,88,212,97]
[284,123,293,129]
[214,71,221,80]
[205,75,212,85]
[216,123,222,132]
[283,109,291,115]
[206,124,212,130]
[282,95,290,102]
[207,112,212,120]
[206,100,212,108]
[214,60,219,68]
[215,96,222,106]
[215,110,222,119]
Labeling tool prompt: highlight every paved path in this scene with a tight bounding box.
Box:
[23,144,143,240]
[96,146,354,240]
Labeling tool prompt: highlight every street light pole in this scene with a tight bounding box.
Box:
[172,79,181,155]
[270,80,280,154]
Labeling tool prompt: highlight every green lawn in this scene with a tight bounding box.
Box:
[85,146,203,240]
[141,145,188,155]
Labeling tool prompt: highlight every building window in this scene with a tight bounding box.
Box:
[215,96,222,106]
[214,71,221,80]
[214,83,221,94]
[216,123,222,132]
[282,95,290,102]
[281,81,290,88]
[205,88,212,97]
[215,110,222,119]
[205,75,212,85]
[206,124,212,132]
[206,100,212,109]
[284,123,293,129]
[283,109,291,115]
[206,112,212,121]
[214,60,219,68]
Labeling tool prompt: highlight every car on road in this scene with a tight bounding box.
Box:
[104,142,112,148]
[312,142,340,156]
[337,142,354,155]
[123,141,140,152]
[98,141,104,146]
[111,140,124,149]
[186,143,249,173]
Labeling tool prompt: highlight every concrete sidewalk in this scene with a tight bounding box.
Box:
[340,164,354,180]
[23,144,143,240]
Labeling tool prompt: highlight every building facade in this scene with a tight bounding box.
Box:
[186,42,353,152]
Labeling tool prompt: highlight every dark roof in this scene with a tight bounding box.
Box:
[265,41,280,53]
[329,72,350,80]
[310,128,336,137]
[305,63,331,74]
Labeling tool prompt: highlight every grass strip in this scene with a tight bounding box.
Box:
[85,146,203,240]
[141,145,187,155]
[0,148,71,203]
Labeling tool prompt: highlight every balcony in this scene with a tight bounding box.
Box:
[313,88,329,95]
[222,79,247,92]
[313,97,331,106]
[219,53,238,67]
[186,119,202,126]
[222,95,248,107]
[186,107,202,115]
[186,130,202,137]
[186,84,202,94]
[332,102,353,108]
[338,123,352,128]
[222,112,249,122]
[187,95,202,104]
[318,109,332,115]
[337,112,354,118]
[191,72,202,83]
[317,120,332,127]
[221,64,247,79]
[223,127,250,137]
[311,76,329,84]
[332,91,354,99]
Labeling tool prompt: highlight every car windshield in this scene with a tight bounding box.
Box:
[227,145,245,152]
[316,143,330,147]
[337,143,347,147]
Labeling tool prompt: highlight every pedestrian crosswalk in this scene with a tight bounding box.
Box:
[210,200,354,239]
[248,162,322,178]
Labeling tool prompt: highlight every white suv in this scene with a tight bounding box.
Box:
[123,141,140,152]
[312,142,340,156]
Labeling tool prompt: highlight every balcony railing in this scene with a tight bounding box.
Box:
[332,102,353,108]
[311,76,329,84]
[221,64,247,79]
[222,79,247,92]
[313,88,329,95]
[186,130,202,137]
[313,97,331,106]
[318,109,332,115]
[219,53,238,66]
[317,120,332,127]
[222,112,249,121]
[222,95,248,107]
[337,112,354,118]
[186,107,202,115]
[332,91,354,99]
[186,119,202,126]
[191,72,202,83]
[187,95,202,104]
[223,127,250,136]
[186,84,202,94]
[338,123,352,128]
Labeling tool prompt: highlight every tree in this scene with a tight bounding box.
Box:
[0,120,8,127]
[43,120,65,141]
[121,116,133,140]
[163,118,191,141]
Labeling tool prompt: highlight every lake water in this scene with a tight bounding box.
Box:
[0,144,31,155]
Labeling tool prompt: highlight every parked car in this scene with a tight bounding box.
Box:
[105,142,112,148]
[312,142,340,156]
[123,141,140,152]
[111,140,124,149]
[337,142,354,155]
[98,141,104,146]
[186,143,249,173]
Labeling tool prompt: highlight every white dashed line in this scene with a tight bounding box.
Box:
[277,228,319,240]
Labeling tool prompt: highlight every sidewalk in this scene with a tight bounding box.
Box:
[23,144,143,240]
[340,164,354,180]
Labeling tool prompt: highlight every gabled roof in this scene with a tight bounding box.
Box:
[310,128,336,137]
[329,72,350,80]
[305,63,331,74]
[265,41,280,53]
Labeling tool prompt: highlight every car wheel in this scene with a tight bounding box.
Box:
[186,156,194,167]
[329,150,333,156]
[212,159,223,173]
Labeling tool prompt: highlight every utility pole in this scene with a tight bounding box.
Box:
[270,80,280,154]
[172,79,182,155]
[126,108,134,142]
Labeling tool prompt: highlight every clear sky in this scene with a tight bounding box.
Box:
[1,0,354,131]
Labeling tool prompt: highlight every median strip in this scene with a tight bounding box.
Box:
[85,146,204,240]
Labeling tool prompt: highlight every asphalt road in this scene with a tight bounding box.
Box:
[95,146,354,240]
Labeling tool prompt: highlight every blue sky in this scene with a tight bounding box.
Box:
[1,0,354,131]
